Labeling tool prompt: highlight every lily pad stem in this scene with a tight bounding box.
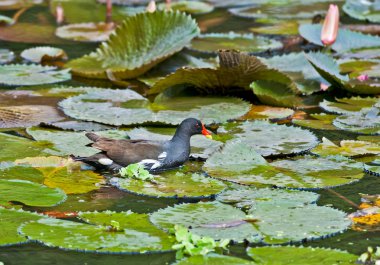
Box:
[327,189,359,209]
[106,0,112,25]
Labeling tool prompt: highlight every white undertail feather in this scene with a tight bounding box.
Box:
[98,158,113,165]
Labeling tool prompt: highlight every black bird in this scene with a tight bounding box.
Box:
[72,118,212,172]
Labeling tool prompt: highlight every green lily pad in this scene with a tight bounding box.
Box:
[0,105,63,129]
[67,11,199,79]
[174,254,254,265]
[0,49,14,64]
[0,133,50,161]
[247,246,358,264]
[292,113,338,130]
[56,23,115,42]
[364,160,380,176]
[311,137,380,157]
[189,32,282,54]
[0,179,66,207]
[59,88,250,125]
[205,0,257,7]
[0,166,44,183]
[232,120,318,156]
[158,1,214,14]
[319,97,378,115]
[150,201,261,243]
[333,111,380,135]
[0,208,43,246]
[229,1,333,20]
[0,64,70,86]
[339,59,380,78]
[0,0,42,10]
[299,24,380,53]
[204,141,364,189]
[343,0,380,23]
[20,211,174,253]
[148,50,298,98]
[21,47,67,63]
[250,20,301,35]
[40,120,112,132]
[126,127,223,159]
[112,170,226,198]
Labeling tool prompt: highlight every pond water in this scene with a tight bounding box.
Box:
[0,1,380,265]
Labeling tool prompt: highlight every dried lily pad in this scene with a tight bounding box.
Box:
[320,97,378,115]
[59,88,250,125]
[311,137,380,157]
[67,11,199,79]
[174,254,254,265]
[0,64,70,86]
[0,105,63,129]
[56,23,115,42]
[150,201,261,243]
[0,0,42,10]
[148,50,298,98]
[292,113,338,130]
[126,127,223,159]
[247,246,358,264]
[112,170,226,198]
[233,120,318,156]
[0,179,66,207]
[0,49,14,64]
[343,0,380,23]
[189,32,282,54]
[21,47,67,63]
[204,141,364,189]
[20,211,174,253]
[158,1,214,14]
[0,208,43,246]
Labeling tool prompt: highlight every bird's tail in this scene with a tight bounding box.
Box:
[85,132,101,142]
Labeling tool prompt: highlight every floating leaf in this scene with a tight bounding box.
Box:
[0,64,70,86]
[339,59,380,78]
[349,194,380,231]
[148,50,297,98]
[231,120,318,156]
[40,120,112,132]
[189,32,282,54]
[174,253,254,265]
[150,201,261,243]
[343,0,380,23]
[0,15,14,25]
[126,127,223,159]
[0,166,44,183]
[250,20,302,35]
[204,0,256,8]
[0,0,42,10]
[241,105,294,120]
[112,170,226,198]
[311,137,380,157]
[319,97,378,115]
[0,49,14,64]
[21,47,67,63]
[333,111,380,135]
[158,1,214,14]
[292,113,338,130]
[59,88,250,125]
[247,246,358,264]
[204,141,364,189]
[67,11,199,79]
[0,179,66,207]
[299,24,380,53]
[56,23,115,42]
[0,208,43,246]
[0,105,63,129]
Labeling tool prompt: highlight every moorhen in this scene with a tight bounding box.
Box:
[72,118,212,172]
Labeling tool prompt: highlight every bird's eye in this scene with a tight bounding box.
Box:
[195,124,199,128]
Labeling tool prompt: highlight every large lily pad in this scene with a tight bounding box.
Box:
[126,127,223,159]
[56,23,115,42]
[66,11,199,79]
[311,137,380,157]
[0,64,70,86]
[148,50,297,98]
[204,141,364,189]
[20,211,174,253]
[59,88,250,125]
[0,208,43,246]
[319,97,379,115]
[189,32,282,54]
[299,24,380,53]
[0,179,66,207]
[333,110,380,135]
[247,246,358,264]
[0,105,63,129]
[174,254,254,265]
[112,170,226,199]
[292,113,338,130]
[232,120,318,156]
[158,1,214,14]
[150,201,261,243]
[343,0,380,23]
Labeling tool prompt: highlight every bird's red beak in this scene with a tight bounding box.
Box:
[202,123,212,139]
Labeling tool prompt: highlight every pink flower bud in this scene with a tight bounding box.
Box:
[320,83,329,91]
[146,0,156,13]
[357,74,369,82]
[56,4,64,25]
[321,4,339,46]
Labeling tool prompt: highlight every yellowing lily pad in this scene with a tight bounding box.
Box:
[292,113,338,130]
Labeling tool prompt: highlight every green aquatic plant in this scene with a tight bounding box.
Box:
[119,163,154,181]
[358,247,380,265]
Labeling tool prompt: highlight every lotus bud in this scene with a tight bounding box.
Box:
[146,0,156,13]
[357,74,369,82]
[166,0,171,10]
[106,0,112,24]
[321,4,339,46]
[56,3,64,25]
[320,83,329,91]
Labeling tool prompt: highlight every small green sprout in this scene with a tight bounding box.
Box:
[358,246,380,264]
[171,225,230,260]
[119,163,154,181]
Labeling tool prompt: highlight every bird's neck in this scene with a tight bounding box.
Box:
[171,127,191,147]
